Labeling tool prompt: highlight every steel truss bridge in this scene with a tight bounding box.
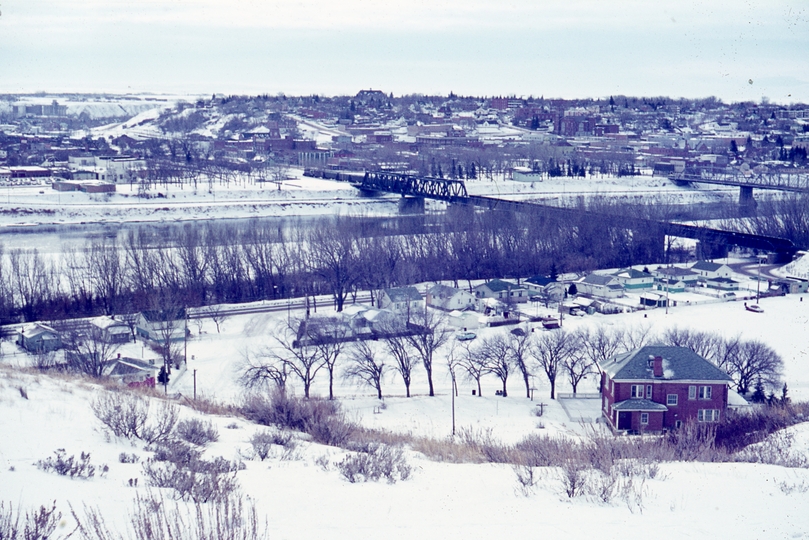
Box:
[671,170,809,193]
[356,171,468,199]
[350,170,797,259]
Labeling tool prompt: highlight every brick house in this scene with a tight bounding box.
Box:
[599,345,733,434]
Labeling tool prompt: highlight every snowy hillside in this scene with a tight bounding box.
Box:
[2,291,809,538]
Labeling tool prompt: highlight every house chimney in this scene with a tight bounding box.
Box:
[653,355,663,377]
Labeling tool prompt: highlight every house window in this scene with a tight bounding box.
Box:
[646,385,652,399]
[631,385,644,398]
[640,413,649,425]
[667,394,678,406]
[698,409,720,422]
[675,420,683,429]
[688,385,697,400]
[698,386,712,400]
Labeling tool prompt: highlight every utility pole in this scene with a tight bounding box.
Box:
[193,369,197,401]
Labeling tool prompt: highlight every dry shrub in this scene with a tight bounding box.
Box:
[71,492,268,540]
[249,429,296,461]
[337,444,412,484]
[143,440,240,503]
[0,501,60,540]
[36,449,101,479]
[410,436,486,464]
[241,391,355,447]
[176,418,219,446]
[91,392,178,444]
[457,427,515,463]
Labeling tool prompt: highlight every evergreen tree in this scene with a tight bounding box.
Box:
[751,380,766,403]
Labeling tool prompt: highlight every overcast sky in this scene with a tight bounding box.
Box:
[1,0,808,103]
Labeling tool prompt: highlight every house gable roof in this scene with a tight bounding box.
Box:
[525,275,556,287]
[692,261,725,272]
[477,279,521,293]
[613,268,653,280]
[582,274,619,286]
[384,286,422,303]
[602,345,733,382]
[428,284,468,299]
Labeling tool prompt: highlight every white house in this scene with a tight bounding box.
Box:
[136,309,187,342]
[612,268,654,290]
[426,284,475,311]
[691,261,733,280]
[377,287,424,314]
[89,316,132,343]
[473,279,528,304]
[575,274,625,298]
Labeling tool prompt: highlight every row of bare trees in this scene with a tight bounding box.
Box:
[242,309,451,400]
[0,200,674,324]
[242,313,784,402]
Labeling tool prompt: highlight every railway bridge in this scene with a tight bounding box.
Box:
[303,169,798,261]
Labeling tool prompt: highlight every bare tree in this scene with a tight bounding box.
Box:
[578,326,624,367]
[562,332,593,395]
[662,327,719,360]
[272,318,323,399]
[64,326,122,378]
[483,335,513,397]
[726,339,783,394]
[508,328,534,398]
[404,309,451,397]
[381,319,416,397]
[240,350,288,391]
[458,341,490,397]
[531,329,573,399]
[302,317,350,400]
[202,304,229,334]
[344,340,386,399]
[617,324,654,350]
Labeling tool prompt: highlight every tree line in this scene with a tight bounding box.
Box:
[0,201,673,324]
[242,317,785,402]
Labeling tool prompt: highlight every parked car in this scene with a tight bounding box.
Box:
[456,331,477,341]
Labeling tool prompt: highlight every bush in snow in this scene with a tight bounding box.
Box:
[249,429,296,461]
[71,492,269,540]
[176,418,219,446]
[36,449,104,479]
[241,391,355,447]
[0,501,61,540]
[143,440,241,503]
[91,392,178,444]
[337,443,412,484]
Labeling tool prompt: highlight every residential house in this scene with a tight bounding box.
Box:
[524,276,566,302]
[612,268,654,290]
[377,287,424,315]
[691,261,733,280]
[655,277,686,294]
[17,323,61,353]
[426,284,475,312]
[473,279,528,304]
[104,356,158,388]
[599,345,733,434]
[447,310,485,330]
[136,309,187,342]
[89,316,132,343]
[705,277,739,291]
[575,274,625,299]
[652,266,699,286]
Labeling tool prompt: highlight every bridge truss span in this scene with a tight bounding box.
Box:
[358,171,468,200]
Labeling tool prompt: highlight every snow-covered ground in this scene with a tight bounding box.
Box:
[1,166,807,538]
[2,287,809,539]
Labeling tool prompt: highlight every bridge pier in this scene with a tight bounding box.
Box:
[739,186,756,209]
[696,240,728,261]
[398,196,425,214]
